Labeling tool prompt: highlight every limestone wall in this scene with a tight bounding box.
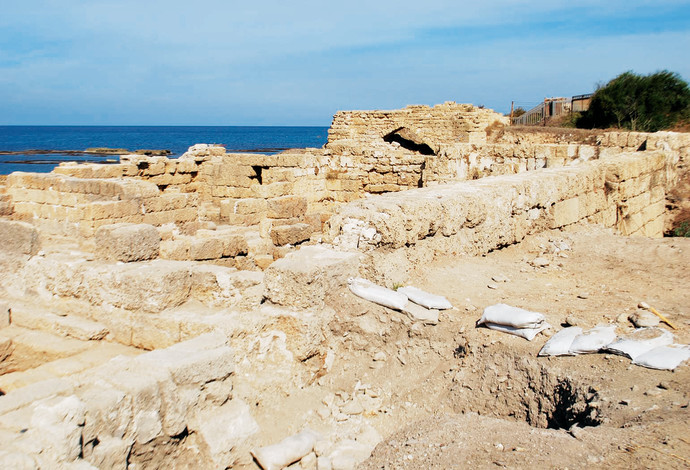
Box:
[325,150,675,267]
[2,105,689,257]
[323,102,509,196]
[327,102,509,152]
[200,151,329,242]
[6,173,199,237]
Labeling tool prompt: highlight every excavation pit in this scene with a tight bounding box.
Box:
[448,347,602,430]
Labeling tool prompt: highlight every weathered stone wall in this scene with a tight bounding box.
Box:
[327,102,509,152]
[325,151,675,279]
[200,151,329,243]
[6,173,199,237]
[54,146,213,194]
[2,105,689,257]
[324,102,509,196]
[424,130,690,185]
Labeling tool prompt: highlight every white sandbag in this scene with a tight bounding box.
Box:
[251,429,320,470]
[402,301,439,325]
[348,278,409,311]
[633,344,690,371]
[604,327,674,360]
[538,326,583,356]
[397,286,452,310]
[478,304,546,329]
[482,322,551,341]
[568,325,617,354]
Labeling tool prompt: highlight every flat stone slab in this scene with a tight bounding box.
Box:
[264,246,361,309]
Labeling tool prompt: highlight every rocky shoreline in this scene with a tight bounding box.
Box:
[0,148,172,156]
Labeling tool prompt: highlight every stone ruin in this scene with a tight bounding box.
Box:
[0,102,688,468]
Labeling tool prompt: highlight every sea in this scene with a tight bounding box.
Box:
[0,126,330,175]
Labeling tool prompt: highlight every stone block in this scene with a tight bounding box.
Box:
[80,384,132,443]
[92,359,167,445]
[130,313,180,350]
[190,400,259,469]
[176,159,200,173]
[190,265,264,309]
[222,234,249,257]
[0,220,40,256]
[83,260,193,312]
[159,239,190,260]
[251,182,294,198]
[618,174,652,199]
[135,344,234,386]
[642,215,664,238]
[234,198,268,215]
[266,195,307,219]
[223,213,264,226]
[650,185,665,203]
[142,193,193,213]
[254,254,275,270]
[264,245,361,309]
[270,223,312,246]
[94,223,161,262]
[366,184,400,193]
[189,237,224,260]
[84,436,131,469]
[640,200,665,223]
[579,145,597,161]
[83,201,140,220]
[28,395,86,462]
[263,168,296,183]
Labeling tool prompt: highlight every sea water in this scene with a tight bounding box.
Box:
[0,126,329,175]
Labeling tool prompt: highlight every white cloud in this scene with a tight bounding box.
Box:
[1,0,689,123]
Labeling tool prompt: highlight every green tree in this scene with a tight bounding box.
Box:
[578,70,690,132]
[512,107,526,118]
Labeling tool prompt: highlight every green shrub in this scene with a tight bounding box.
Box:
[672,221,690,237]
[577,70,690,132]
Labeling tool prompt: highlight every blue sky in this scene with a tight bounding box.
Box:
[1,0,689,125]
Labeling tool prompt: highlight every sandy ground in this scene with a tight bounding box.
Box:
[1,222,688,469]
[338,226,690,469]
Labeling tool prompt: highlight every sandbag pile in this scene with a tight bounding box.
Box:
[476,304,551,341]
[397,286,453,310]
[347,278,453,325]
[539,324,690,371]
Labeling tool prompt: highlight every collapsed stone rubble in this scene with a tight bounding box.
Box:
[0,102,688,468]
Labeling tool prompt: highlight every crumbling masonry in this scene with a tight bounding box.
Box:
[0,102,688,468]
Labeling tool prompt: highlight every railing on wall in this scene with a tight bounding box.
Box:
[511,93,592,126]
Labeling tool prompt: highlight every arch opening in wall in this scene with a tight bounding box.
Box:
[383,127,435,155]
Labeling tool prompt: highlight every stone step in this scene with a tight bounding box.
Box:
[9,305,109,341]
[0,331,141,393]
[0,325,92,358]
[0,325,92,376]
[0,199,12,217]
